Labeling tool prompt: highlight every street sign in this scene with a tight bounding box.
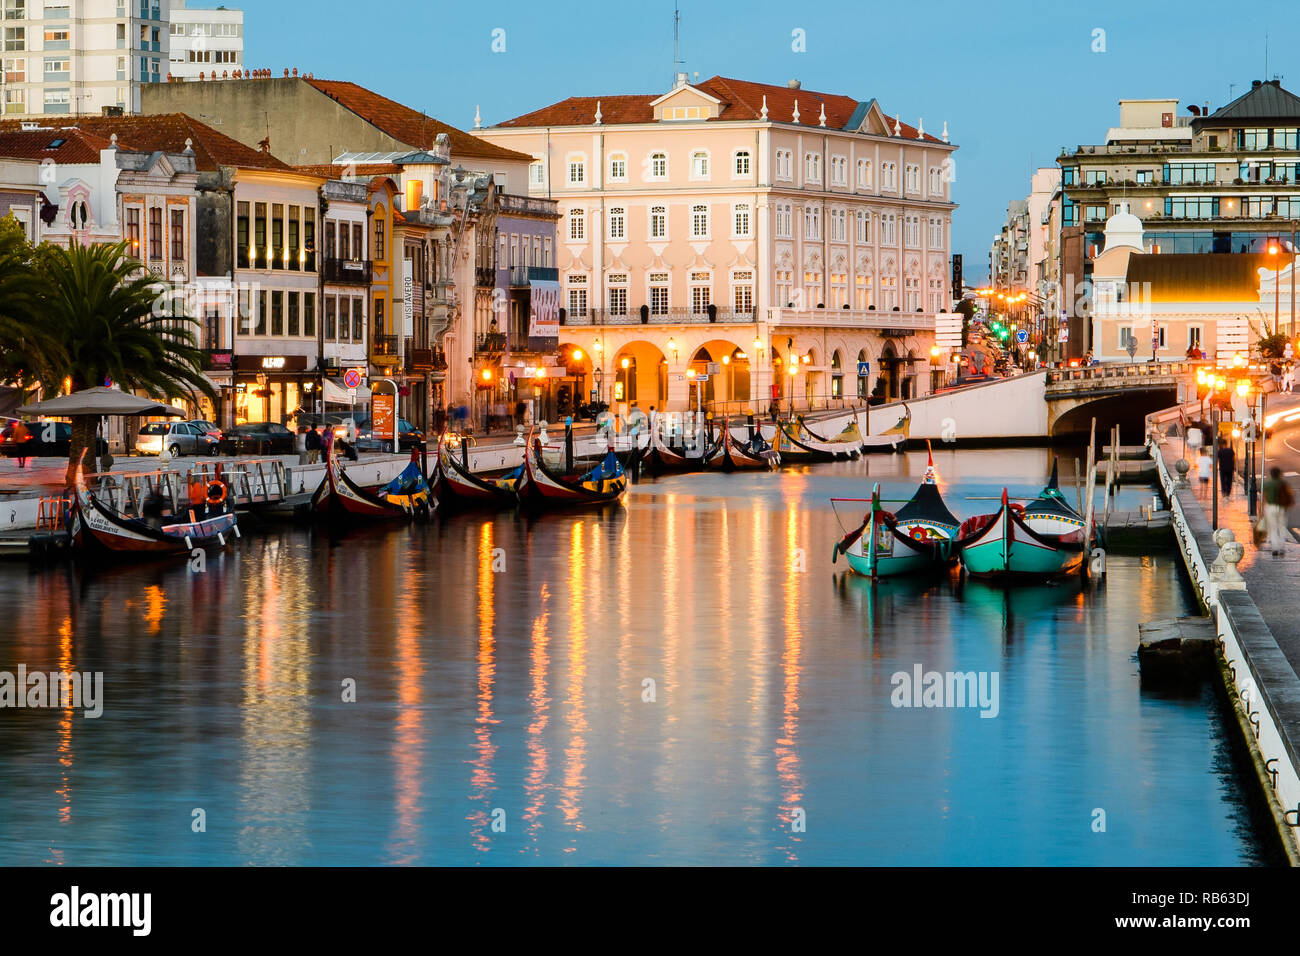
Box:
[1016,329,1029,344]
[696,374,709,383]
[343,368,362,389]
[706,362,720,374]
[857,362,870,377]
[348,387,357,402]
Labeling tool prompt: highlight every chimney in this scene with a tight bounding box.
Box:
[787,78,801,90]
[1252,80,1262,89]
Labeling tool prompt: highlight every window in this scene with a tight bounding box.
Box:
[607,275,628,316]
[44,56,70,79]
[373,214,385,260]
[352,298,363,341]
[43,26,69,49]
[691,203,709,238]
[880,213,896,245]
[649,205,666,239]
[775,149,793,179]
[829,208,846,242]
[148,207,162,260]
[1164,162,1215,185]
[126,207,141,255]
[831,155,848,186]
[1084,204,1109,221]
[733,202,751,237]
[325,296,337,339]
[927,217,944,250]
[904,215,919,247]
[608,206,625,241]
[881,162,896,190]
[567,275,588,318]
[776,270,793,306]
[529,162,544,187]
[649,152,667,178]
[774,202,792,239]
[170,208,184,260]
[4,27,24,52]
[856,158,873,189]
[568,208,585,241]
[804,152,822,182]
[855,273,872,310]
[608,154,627,181]
[1240,128,1269,151]
[1188,325,1202,349]
[567,157,585,186]
[905,164,920,192]
[689,273,711,315]
[734,150,751,176]
[649,273,669,315]
[691,150,709,179]
[733,271,753,314]
[2,56,22,82]
[69,200,87,230]
[288,291,300,337]
[1084,169,1107,185]
[1136,170,1153,184]
[1164,196,1218,219]
[271,291,284,336]
[804,205,821,240]
[304,292,316,337]
[928,166,943,194]
[1118,326,1133,349]
[856,210,871,243]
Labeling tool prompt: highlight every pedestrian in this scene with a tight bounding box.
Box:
[1197,449,1212,487]
[1261,466,1294,556]
[305,425,322,464]
[10,419,30,468]
[1217,440,1236,498]
[295,425,309,465]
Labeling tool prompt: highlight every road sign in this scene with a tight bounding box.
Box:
[348,387,357,402]
[1016,329,1029,344]
[857,362,871,377]
[343,368,362,389]
[696,374,709,383]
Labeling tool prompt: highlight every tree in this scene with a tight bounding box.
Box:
[1257,332,1289,360]
[0,214,59,392]
[35,240,215,486]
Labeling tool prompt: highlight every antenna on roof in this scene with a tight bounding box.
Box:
[1264,32,1269,82]
[672,1,684,84]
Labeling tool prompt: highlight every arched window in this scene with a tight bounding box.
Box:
[857,349,870,399]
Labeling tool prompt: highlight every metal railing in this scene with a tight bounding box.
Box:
[1046,360,1199,384]
[322,258,372,284]
[371,334,399,357]
[563,307,758,327]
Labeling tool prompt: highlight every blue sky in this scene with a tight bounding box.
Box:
[224,0,1299,280]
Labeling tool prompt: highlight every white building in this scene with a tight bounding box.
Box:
[0,0,171,118]
[166,0,241,81]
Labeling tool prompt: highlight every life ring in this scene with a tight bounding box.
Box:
[1008,502,1025,515]
[206,480,228,507]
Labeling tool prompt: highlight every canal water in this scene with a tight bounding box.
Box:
[0,446,1274,865]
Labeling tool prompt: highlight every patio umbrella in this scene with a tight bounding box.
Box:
[18,386,187,418]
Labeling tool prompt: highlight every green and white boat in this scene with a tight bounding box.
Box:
[957,462,1090,581]
[832,450,961,578]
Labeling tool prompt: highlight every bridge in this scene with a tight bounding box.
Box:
[855,361,1198,443]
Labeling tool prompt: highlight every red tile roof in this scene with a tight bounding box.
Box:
[0,127,115,164]
[304,79,532,162]
[495,75,946,143]
[295,162,400,178]
[0,113,294,172]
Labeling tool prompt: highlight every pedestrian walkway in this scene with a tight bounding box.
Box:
[1156,438,1300,679]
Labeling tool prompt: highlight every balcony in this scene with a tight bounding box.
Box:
[406,347,446,372]
[497,194,560,218]
[507,264,561,286]
[371,334,399,367]
[476,331,507,354]
[322,258,372,284]
[475,266,495,288]
[765,307,939,331]
[563,307,759,327]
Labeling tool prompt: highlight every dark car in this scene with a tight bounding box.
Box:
[218,421,295,456]
[1,420,107,457]
[350,415,424,452]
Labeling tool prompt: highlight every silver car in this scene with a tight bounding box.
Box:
[137,421,217,457]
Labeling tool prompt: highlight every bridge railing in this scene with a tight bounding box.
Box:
[1046,360,1205,385]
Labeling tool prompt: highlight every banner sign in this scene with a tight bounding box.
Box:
[528,280,561,343]
[372,393,396,442]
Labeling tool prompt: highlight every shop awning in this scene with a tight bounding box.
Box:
[323,378,371,405]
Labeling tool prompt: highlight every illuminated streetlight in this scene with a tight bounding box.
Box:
[572,348,583,361]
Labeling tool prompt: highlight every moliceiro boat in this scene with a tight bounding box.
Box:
[431,436,520,511]
[706,418,779,470]
[313,443,432,522]
[832,448,960,577]
[70,455,239,557]
[775,415,863,462]
[517,434,628,510]
[958,463,1092,581]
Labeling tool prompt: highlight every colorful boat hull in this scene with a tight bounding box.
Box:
[958,491,1085,580]
[517,436,627,510]
[431,446,519,510]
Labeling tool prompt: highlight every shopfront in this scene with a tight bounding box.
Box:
[233,354,313,425]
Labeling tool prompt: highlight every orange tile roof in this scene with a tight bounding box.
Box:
[495,75,946,143]
[0,113,294,172]
[295,162,400,178]
[304,79,532,162]
[0,127,116,164]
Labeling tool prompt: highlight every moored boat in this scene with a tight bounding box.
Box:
[832,448,960,577]
[69,456,239,557]
[775,415,863,462]
[958,465,1091,581]
[313,443,432,522]
[705,418,779,470]
[431,438,520,511]
[517,434,628,510]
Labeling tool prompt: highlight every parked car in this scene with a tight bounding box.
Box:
[218,422,296,456]
[188,419,223,442]
[136,421,218,457]
[1,419,108,458]
[350,415,425,451]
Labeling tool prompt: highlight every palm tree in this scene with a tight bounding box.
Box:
[36,240,215,486]
[0,214,60,391]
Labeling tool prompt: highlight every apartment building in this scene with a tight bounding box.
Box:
[166,0,241,81]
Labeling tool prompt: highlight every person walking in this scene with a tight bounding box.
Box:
[1218,440,1236,498]
[1197,448,1213,488]
[295,425,309,465]
[10,419,30,468]
[1261,467,1294,556]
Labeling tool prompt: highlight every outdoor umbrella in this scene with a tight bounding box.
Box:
[18,386,187,418]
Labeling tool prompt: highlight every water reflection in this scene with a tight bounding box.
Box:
[0,447,1273,865]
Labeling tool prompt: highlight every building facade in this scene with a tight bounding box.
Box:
[475,74,957,411]
[0,0,170,118]
[166,0,241,81]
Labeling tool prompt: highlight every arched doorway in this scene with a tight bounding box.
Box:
[802,347,818,408]
[611,340,669,414]
[879,343,897,401]
[831,349,844,402]
[857,349,870,399]
[556,341,592,419]
[902,349,916,399]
